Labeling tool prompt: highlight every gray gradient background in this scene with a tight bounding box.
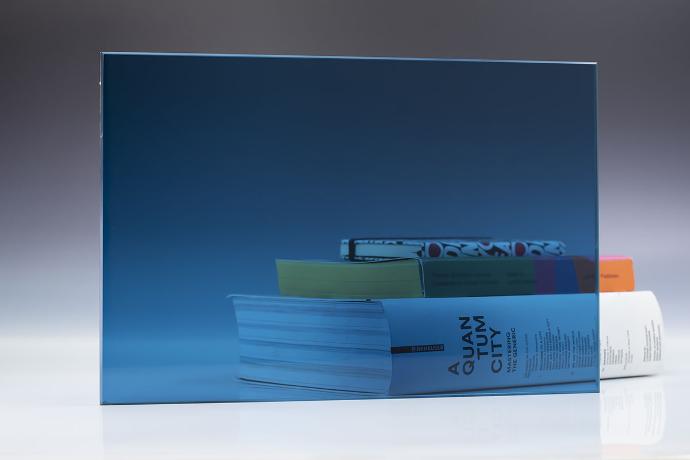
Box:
[1,1,689,339]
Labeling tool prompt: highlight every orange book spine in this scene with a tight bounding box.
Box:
[600,256,635,292]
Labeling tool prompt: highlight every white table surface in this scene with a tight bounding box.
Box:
[1,334,689,460]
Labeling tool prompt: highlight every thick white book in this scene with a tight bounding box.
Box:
[232,290,663,395]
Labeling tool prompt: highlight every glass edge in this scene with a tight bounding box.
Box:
[99,51,597,66]
[594,63,601,393]
[98,52,600,401]
[99,51,105,405]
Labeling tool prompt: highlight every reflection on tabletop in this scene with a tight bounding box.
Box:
[2,336,689,459]
[98,375,669,459]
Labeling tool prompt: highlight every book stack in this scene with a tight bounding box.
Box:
[231,237,663,396]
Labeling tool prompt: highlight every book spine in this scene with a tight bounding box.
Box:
[420,257,593,297]
[420,256,636,297]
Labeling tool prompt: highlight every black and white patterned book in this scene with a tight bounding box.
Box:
[340,237,566,261]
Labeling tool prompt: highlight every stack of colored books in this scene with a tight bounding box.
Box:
[231,237,663,396]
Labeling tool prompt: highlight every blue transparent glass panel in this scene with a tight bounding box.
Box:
[101,53,598,404]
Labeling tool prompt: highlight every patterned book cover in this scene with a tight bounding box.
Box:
[341,237,566,261]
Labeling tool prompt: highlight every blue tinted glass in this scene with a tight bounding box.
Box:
[101,53,598,404]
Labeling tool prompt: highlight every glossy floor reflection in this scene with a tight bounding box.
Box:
[1,336,689,459]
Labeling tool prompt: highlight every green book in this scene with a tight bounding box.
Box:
[276,257,587,299]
